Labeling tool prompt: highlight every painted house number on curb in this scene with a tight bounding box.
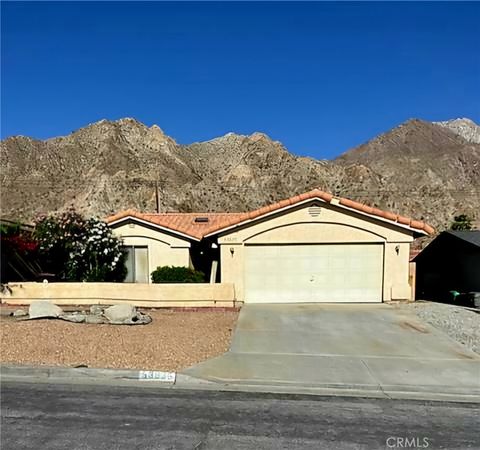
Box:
[138,370,176,382]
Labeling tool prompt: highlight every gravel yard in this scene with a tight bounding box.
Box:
[0,309,238,371]
[403,301,480,355]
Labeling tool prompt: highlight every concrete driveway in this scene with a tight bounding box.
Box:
[183,304,480,400]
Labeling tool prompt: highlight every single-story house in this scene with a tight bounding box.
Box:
[414,230,480,301]
[106,189,434,303]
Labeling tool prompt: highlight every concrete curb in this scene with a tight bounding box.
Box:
[2,364,479,403]
[1,364,176,384]
[176,372,480,403]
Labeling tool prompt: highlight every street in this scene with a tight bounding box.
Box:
[1,381,478,449]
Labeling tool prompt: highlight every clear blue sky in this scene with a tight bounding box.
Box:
[2,1,479,159]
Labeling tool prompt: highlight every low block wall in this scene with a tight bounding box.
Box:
[1,282,238,308]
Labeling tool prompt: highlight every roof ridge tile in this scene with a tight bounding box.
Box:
[106,190,435,238]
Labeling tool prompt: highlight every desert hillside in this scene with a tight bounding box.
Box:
[1,117,479,231]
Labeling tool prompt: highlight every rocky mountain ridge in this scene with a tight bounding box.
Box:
[433,118,480,144]
[1,117,479,232]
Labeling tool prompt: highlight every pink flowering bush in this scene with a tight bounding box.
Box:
[34,208,127,282]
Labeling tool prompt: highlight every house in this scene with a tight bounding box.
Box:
[106,211,245,283]
[414,230,480,301]
[106,189,433,303]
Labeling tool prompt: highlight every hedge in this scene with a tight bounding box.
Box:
[151,266,205,283]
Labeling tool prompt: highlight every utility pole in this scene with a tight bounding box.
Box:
[155,180,160,213]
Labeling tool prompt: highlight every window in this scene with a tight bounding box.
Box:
[123,246,149,283]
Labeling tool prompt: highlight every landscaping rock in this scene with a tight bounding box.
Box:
[28,301,63,319]
[85,315,105,324]
[12,309,28,317]
[123,311,152,325]
[23,302,150,325]
[102,303,152,325]
[406,302,480,355]
[0,310,237,370]
[89,305,104,316]
[103,304,136,324]
[60,313,87,323]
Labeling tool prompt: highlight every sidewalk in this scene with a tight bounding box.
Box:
[182,352,480,402]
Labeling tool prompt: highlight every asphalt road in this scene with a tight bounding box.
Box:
[1,381,478,450]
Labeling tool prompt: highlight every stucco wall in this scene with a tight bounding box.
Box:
[384,242,411,300]
[1,282,237,308]
[217,200,414,302]
[111,222,192,282]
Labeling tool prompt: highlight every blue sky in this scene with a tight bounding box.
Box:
[2,1,479,159]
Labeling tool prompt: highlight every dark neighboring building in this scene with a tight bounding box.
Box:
[414,231,480,300]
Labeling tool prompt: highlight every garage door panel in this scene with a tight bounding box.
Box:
[245,244,383,303]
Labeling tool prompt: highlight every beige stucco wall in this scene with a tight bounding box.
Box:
[217,200,415,302]
[384,242,411,301]
[1,282,237,308]
[110,222,192,282]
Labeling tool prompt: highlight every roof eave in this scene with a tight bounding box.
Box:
[203,197,329,238]
[205,196,432,238]
[107,215,201,242]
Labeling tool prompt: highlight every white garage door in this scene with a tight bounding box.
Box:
[244,244,383,303]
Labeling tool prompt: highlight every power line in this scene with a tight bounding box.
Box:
[2,179,480,193]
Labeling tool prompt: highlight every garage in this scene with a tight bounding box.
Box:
[244,244,384,303]
[204,189,433,303]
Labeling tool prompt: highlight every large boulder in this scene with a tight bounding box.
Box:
[103,304,152,325]
[28,301,63,319]
[103,304,136,324]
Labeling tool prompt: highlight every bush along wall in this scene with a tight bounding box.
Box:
[151,266,205,283]
[34,208,127,282]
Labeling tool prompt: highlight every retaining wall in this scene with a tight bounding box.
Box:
[1,282,238,308]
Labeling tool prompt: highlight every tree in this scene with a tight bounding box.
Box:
[34,209,127,281]
[450,214,473,231]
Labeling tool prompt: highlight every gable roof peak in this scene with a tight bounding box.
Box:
[106,189,435,239]
[204,189,434,237]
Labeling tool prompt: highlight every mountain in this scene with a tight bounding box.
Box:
[1,117,479,232]
[335,118,480,229]
[433,118,480,144]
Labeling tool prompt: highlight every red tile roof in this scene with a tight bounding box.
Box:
[106,188,434,239]
[106,210,245,240]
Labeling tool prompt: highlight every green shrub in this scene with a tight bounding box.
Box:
[450,214,473,231]
[151,266,205,283]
